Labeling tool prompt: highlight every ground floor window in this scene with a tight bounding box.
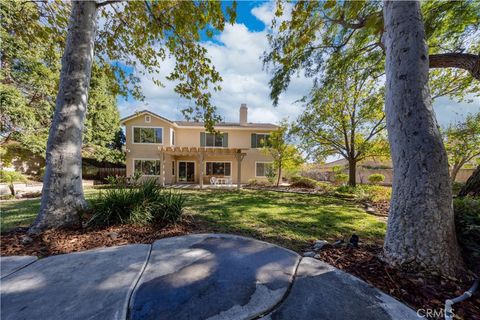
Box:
[255,162,273,177]
[134,160,160,176]
[206,162,231,176]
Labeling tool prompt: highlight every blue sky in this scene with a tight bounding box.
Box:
[117,1,480,128]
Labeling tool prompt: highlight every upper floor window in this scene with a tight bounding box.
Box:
[200,132,228,147]
[251,133,271,148]
[145,115,151,123]
[133,127,163,144]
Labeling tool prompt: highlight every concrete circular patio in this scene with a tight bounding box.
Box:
[0,234,420,320]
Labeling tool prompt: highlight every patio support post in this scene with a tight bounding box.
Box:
[161,151,165,187]
[199,152,204,189]
[235,151,246,190]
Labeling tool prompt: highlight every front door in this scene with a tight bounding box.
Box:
[178,161,195,183]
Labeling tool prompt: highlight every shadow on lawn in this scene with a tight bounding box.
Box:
[185,189,386,252]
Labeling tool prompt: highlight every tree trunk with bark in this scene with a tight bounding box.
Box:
[348,159,356,187]
[29,1,98,233]
[429,53,480,80]
[382,1,464,276]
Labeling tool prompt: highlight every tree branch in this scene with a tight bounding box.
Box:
[429,53,480,80]
[96,0,122,8]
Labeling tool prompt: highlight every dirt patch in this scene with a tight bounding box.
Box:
[315,245,480,320]
[0,218,204,257]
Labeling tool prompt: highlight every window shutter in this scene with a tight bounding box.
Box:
[200,132,206,147]
[251,133,256,148]
[222,133,228,147]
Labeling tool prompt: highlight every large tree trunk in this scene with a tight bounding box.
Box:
[29,1,98,233]
[459,165,480,197]
[382,1,464,276]
[348,159,356,187]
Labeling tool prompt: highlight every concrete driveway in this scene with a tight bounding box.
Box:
[0,234,420,320]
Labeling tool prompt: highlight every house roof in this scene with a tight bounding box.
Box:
[173,121,278,129]
[121,110,278,129]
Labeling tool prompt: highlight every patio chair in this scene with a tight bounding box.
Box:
[210,176,217,186]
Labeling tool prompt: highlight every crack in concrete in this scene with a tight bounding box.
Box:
[252,257,303,319]
[126,244,153,320]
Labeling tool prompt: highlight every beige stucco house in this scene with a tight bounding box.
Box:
[120,104,278,187]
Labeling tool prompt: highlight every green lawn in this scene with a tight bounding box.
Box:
[0,188,386,251]
[185,189,386,251]
[0,189,102,232]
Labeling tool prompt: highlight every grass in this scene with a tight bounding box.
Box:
[184,189,386,251]
[0,188,386,251]
[0,189,102,232]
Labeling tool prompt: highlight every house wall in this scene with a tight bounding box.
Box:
[122,113,275,184]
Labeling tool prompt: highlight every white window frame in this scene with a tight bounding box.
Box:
[170,128,175,146]
[145,115,151,123]
[204,161,232,177]
[255,161,273,178]
[133,158,161,177]
[132,126,164,145]
[253,133,271,149]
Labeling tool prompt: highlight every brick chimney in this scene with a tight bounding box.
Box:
[239,103,248,125]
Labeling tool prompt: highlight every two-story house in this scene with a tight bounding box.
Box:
[120,104,278,187]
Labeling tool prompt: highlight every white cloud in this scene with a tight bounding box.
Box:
[118,1,478,128]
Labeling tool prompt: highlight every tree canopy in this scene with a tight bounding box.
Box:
[264,0,479,106]
[291,60,388,186]
[0,1,124,163]
[443,112,480,181]
[263,121,304,186]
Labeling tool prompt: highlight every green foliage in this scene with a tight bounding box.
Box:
[453,197,480,273]
[289,176,318,189]
[452,181,465,196]
[290,59,389,166]
[334,173,349,185]
[0,170,27,184]
[368,173,385,184]
[265,1,479,106]
[246,179,273,187]
[263,121,304,186]
[87,179,186,227]
[0,2,123,161]
[335,184,392,202]
[95,0,236,131]
[159,189,187,224]
[0,169,27,195]
[443,112,480,177]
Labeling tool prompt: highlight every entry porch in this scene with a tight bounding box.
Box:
[158,146,247,189]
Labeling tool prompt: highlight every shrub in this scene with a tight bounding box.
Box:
[159,189,187,224]
[86,179,185,227]
[290,176,318,189]
[334,185,392,202]
[334,173,349,185]
[0,170,27,195]
[454,197,480,273]
[246,179,271,187]
[452,181,465,196]
[368,173,385,185]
